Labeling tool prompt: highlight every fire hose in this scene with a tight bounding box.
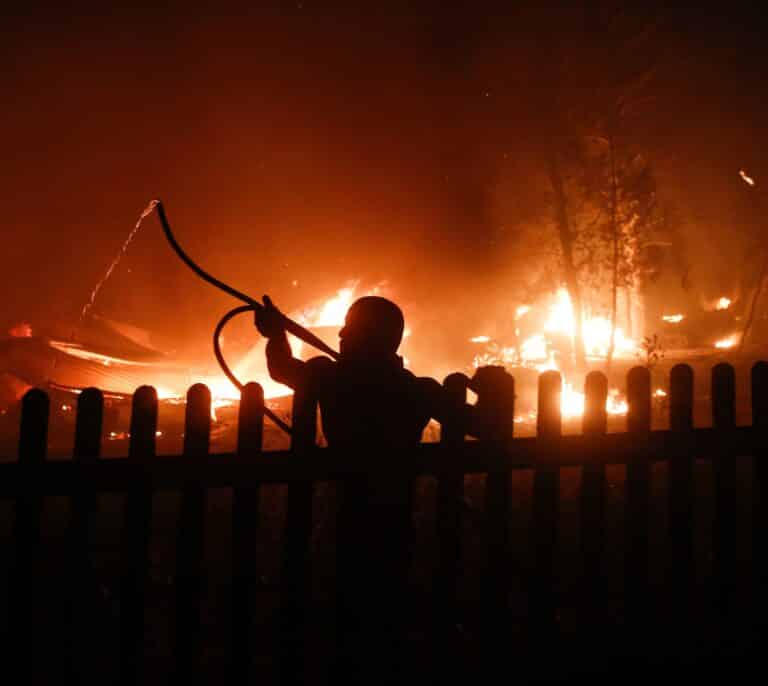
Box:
[153,200,340,434]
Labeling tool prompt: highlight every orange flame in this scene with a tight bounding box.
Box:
[716,297,732,311]
[715,335,738,349]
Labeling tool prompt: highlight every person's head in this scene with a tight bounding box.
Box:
[338,296,405,358]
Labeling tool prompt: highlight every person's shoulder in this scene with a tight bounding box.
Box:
[306,355,336,374]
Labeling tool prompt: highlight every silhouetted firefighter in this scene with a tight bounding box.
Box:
[255,294,512,680]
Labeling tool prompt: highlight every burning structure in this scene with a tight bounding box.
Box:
[2,5,767,453]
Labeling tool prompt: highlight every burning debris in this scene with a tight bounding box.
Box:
[715,335,739,349]
[468,288,638,422]
[739,169,756,186]
[715,297,732,311]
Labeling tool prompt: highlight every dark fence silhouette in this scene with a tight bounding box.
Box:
[2,361,768,683]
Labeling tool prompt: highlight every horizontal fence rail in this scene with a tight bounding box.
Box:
[1,426,766,493]
[1,361,767,684]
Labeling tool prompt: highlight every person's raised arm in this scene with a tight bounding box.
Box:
[254,295,306,389]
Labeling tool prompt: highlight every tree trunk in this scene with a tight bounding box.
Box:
[547,154,586,368]
[606,130,620,372]
[739,255,768,352]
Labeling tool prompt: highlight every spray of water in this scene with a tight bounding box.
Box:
[77,199,159,326]
[47,199,159,383]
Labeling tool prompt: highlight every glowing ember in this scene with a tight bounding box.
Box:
[108,429,163,439]
[716,297,732,310]
[654,388,667,398]
[662,314,684,323]
[715,335,738,349]
[470,335,491,343]
[740,169,755,186]
[515,305,531,320]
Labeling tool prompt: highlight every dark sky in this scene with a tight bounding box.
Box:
[3,2,767,353]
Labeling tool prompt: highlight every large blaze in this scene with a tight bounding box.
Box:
[37,278,745,428]
[471,287,636,421]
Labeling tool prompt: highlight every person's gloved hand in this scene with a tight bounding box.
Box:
[254,295,286,339]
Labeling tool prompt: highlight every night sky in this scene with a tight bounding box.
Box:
[3,2,768,357]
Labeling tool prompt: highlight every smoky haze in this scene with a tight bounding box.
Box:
[3,2,767,373]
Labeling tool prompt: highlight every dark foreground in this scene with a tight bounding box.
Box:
[0,466,765,685]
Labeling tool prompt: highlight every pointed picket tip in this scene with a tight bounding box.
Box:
[19,388,49,463]
[238,382,265,454]
[74,387,103,460]
[129,386,158,460]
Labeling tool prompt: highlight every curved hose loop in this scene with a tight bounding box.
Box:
[154,200,339,361]
[213,305,292,435]
[151,199,341,435]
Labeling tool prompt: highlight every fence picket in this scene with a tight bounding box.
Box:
[581,371,607,623]
[73,388,104,458]
[174,384,212,683]
[9,389,49,651]
[531,370,561,638]
[70,388,103,555]
[231,382,264,682]
[484,370,515,622]
[119,385,157,686]
[280,382,317,686]
[668,364,694,624]
[68,388,103,678]
[625,366,651,627]
[752,361,768,620]
[711,363,737,617]
[435,373,469,625]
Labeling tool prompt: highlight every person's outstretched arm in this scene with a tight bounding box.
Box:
[255,296,306,389]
